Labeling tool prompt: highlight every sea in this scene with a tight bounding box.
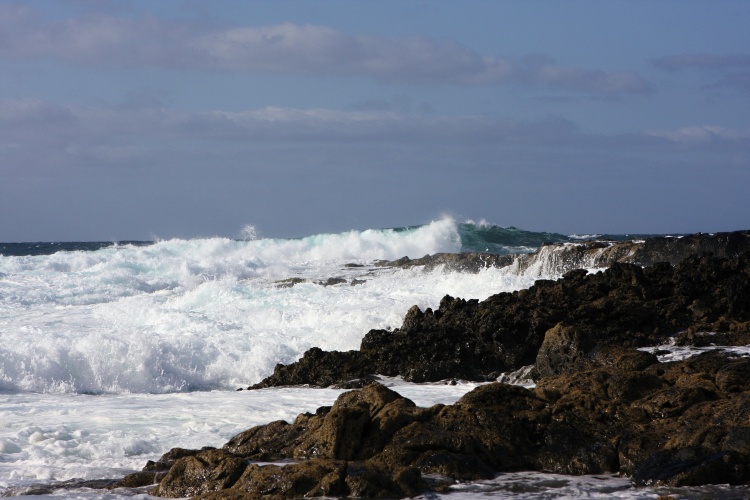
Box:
[2,218,749,499]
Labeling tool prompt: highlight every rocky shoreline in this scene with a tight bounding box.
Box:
[251,231,750,388]
[103,231,750,497]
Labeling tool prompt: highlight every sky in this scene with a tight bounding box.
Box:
[1,0,749,241]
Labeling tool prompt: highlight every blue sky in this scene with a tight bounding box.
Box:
[1,0,749,241]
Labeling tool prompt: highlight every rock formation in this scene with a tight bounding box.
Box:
[252,250,750,388]
[110,229,750,498]
[122,350,750,498]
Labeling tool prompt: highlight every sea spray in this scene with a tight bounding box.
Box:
[0,220,535,395]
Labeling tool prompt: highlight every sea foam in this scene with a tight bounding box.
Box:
[1,219,537,395]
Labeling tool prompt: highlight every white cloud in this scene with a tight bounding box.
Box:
[0,10,650,95]
[0,100,590,174]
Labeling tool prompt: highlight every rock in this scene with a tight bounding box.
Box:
[249,347,369,389]
[149,449,248,498]
[142,347,750,498]
[375,252,515,273]
[217,460,349,498]
[111,470,165,489]
[715,358,750,392]
[534,323,596,378]
[136,232,750,498]
[376,230,750,275]
[273,277,307,288]
[316,277,348,286]
[633,447,750,487]
[251,252,750,388]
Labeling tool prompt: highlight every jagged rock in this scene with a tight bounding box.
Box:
[111,470,166,489]
[273,277,307,288]
[137,231,750,499]
[316,277,348,286]
[249,347,369,389]
[149,449,248,498]
[376,230,750,274]
[534,322,596,378]
[627,230,750,267]
[145,349,750,498]
[633,447,750,487]
[375,252,515,272]
[252,252,750,388]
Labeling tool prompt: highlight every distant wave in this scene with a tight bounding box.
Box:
[0,218,652,258]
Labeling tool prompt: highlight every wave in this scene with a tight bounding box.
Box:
[1,218,646,259]
[457,222,574,254]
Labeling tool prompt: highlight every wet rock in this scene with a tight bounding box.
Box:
[273,277,307,288]
[316,277,348,286]
[633,447,750,487]
[138,232,750,498]
[149,449,248,498]
[377,230,750,274]
[715,358,750,392]
[534,323,596,378]
[375,252,515,273]
[111,470,165,489]
[249,347,369,389]
[217,460,349,498]
[252,251,750,388]
[145,349,750,498]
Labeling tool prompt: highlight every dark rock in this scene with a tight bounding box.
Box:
[627,230,750,267]
[143,447,209,472]
[316,277,348,286]
[376,231,750,276]
[273,277,307,289]
[534,323,596,378]
[252,251,750,388]
[136,231,750,498]
[111,470,165,489]
[375,252,515,273]
[715,358,750,392]
[148,449,248,498]
[143,349,750,498]
[223,460,349,498]
[633,447,750,487]
[249,347,369,389]
[5,479,118,496]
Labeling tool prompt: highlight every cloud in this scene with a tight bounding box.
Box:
[644,125,750,144]
[5,99,749,164]
[652,54,750,71]
[712,72,750,93]
[0,98,580,153]
[652,53,750,93]
[0,9,650,96]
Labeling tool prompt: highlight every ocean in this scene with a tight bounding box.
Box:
[1,219,748,499]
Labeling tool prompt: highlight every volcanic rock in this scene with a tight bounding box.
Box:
[252,251,750,389]
[28,231,750,498]
[144,348,750,497]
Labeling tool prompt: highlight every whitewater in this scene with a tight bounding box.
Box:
[1,219,748,498]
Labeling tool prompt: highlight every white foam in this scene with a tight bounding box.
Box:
[0,219,545,395]
[639,339,750,363]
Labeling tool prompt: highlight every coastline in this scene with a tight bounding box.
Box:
[113,230,750,498]
[4,229,750,498]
